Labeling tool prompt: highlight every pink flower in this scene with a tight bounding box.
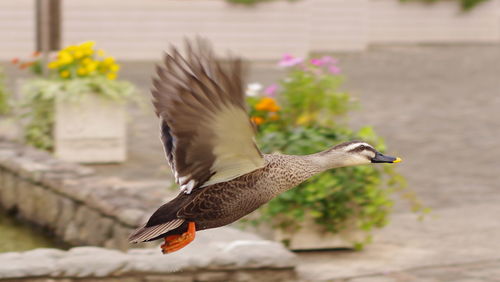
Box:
[321,56,338,65]
[310,58,323,66]
[278,53,303,67]
[264,84,278,97]
[328,65,341,74]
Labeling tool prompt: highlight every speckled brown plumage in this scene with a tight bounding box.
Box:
[140,153,323,241]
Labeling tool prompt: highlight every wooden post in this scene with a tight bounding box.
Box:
[36,0,61,76]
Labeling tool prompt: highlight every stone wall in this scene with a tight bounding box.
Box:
[0,140,146,250]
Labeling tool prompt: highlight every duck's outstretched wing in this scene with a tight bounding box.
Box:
[152,39,265,194]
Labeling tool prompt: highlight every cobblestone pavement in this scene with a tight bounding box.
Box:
[3,44,500,281]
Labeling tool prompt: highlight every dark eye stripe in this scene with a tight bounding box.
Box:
[348,145,376,154]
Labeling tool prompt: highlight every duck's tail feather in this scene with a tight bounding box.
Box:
[128,219,185,243]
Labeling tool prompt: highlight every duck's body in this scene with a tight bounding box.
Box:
[129,39,400,253]
[133,154,322,242]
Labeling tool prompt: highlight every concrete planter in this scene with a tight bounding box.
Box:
[54,94,126,163]
[273,217,365,250]
[245,213,366,250]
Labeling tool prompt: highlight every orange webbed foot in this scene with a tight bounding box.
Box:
[160,221,196,254]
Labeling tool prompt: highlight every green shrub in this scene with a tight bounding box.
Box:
[0,67,9,115]
[246,54,427,248]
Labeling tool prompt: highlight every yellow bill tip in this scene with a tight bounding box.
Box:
[393,157,402,163]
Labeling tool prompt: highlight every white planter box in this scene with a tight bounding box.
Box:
[274,218,365,250]
[243,213,366,250]
[54,94,126,163]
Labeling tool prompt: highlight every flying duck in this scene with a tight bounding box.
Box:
[128,39,401,254]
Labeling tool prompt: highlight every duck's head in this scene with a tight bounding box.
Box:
[318,140,401,169]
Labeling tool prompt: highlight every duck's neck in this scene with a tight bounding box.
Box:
[265,150,351,194]
[303,149,351,171]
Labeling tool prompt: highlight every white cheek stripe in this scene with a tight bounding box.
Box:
[344,142,372,152]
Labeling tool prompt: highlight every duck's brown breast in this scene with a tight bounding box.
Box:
[178,154,322,230]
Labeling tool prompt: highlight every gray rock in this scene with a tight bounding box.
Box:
[105,224,135,251]
[195,271,229,282]
[16,179,36,220]
[0,252,22,260]
[0,257,55,279]
[145,274,193,282]
[55,197,77,238]
[117,208,145,227]
[33,188,60,227]
[123,251,192,273]
[0,170,17,210]
[68,246,124,256]
[22,248,66,259]
[54,251,128,277]
[15,158,49,182]
[63,222,80,245]
[212,240,296,269]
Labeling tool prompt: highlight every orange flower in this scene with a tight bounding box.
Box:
[251,116,264,125]
[255,97,280,112]
[268,104,280,112]
[32,51,41,57]
[269,113,280,121]
[11,58,19,64]
[19,62,34,69]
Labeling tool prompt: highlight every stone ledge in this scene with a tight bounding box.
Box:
[0,234,296,281]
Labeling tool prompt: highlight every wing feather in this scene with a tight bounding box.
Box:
[152,38,264,193]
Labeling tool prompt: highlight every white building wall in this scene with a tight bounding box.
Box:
[369,0,500,43]
[63,0,310,60]
[0,0,499,61]
[0,0,35,60]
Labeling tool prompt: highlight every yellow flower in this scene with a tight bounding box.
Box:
[77,67,88,76]
[80,41,95,49]
[251,116,264,125]
[296,113,315,125]
[82,58,92,65]
[110,63,120,72]
[97,49,105,57]
[74,50,83,59]
[106,72,117,80]
[60,70,70,78]
[86,62,98,72]
[47,61,59,69]
[103,57,115,65]
[58,51,73,65]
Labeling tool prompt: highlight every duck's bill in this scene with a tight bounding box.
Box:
[371,152,402,163]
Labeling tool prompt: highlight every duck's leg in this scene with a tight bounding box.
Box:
[160,221,196,254]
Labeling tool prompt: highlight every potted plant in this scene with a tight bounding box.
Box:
[245,54,427,250]
[17,42,135,163]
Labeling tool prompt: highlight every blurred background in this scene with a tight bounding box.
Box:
[0,0,499,281]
